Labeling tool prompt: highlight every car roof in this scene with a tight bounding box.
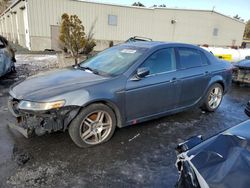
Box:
[120,41,200,49]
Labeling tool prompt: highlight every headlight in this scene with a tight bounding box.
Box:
[18,100,65,111]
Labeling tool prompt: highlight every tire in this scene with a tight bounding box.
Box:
[69,103,116,148]
[201,83,223,112]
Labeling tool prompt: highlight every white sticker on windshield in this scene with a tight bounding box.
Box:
[121,49,137,54]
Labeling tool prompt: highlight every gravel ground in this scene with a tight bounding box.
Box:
[0,55,249,188]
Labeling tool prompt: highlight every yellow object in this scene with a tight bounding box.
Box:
[215,54,232,61]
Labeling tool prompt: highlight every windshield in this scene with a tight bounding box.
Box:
[80,45,147,76]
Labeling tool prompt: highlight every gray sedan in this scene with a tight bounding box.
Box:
[8,42,233,147]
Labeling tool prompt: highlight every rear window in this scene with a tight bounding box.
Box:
[177,48,208,69]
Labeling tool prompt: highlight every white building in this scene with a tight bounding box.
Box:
[0,0,246,51]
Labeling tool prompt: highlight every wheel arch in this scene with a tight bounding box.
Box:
[201,79,224,112]
[199,76,225,106]
[208,75,225,93]
[214,80,225,92]
[79,99,123,128]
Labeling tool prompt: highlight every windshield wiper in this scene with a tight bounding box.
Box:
[77,65,100,75]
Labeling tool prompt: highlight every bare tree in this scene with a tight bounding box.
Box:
[82,18,96,55]
[0,0,11,14]
[151,4,166,8]
[233,14,241,20]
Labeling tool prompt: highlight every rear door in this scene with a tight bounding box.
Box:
[125,48,181,122]
[176,47,211,107]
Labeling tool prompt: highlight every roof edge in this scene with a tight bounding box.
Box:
[74,0,245,24]
[0,0,246,25]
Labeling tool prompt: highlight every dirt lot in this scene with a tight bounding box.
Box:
[0,55,249,188]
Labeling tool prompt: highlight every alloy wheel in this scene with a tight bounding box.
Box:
[79,110,112,145]
[208,87,223,109]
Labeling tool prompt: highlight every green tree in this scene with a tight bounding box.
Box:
[244,20,250,39]
[159,4,166,7]
[132,2,145,7]
[59,13,86,65]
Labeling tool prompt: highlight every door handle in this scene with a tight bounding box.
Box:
[204,71,210,75]
[171,77,178,83]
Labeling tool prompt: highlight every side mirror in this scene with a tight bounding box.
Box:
[137,67,150,78]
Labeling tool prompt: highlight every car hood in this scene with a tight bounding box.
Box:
[176,120,250,188]
[10,67,109,100]
[234,59,250,69]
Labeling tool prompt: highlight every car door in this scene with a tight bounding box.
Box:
[125,48,181,122]
[176,47,211,107]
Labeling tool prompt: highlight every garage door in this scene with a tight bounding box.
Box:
[51,25,61,51]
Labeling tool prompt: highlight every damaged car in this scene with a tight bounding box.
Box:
[175,108,250,188]
[232,58,250,84]
[8,42,233,148]
[0,35,16,77]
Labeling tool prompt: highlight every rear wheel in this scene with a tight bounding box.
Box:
[201,83,223,112]
[69,103,116,148]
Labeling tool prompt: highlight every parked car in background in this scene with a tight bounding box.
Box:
[233,59,250,84]
[8,42,233,148]
[175,107,250,188]
[0,35,16,77]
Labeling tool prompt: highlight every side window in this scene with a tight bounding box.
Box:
[199,51,209,65]
[177,48,207,69]
[141,48,176,75]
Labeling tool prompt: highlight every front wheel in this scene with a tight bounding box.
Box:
[69,103,116,148]
[201,83,223,112]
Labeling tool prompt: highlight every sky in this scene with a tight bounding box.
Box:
[88,0,250,21]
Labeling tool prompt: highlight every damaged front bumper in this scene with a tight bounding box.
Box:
[8,96,81,138]
[232,67,250,84]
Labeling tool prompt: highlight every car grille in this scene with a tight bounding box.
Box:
[233,68,250,83]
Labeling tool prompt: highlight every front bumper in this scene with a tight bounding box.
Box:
[232,67,250,84]
[8,96,81,137]
[245,101,250,117]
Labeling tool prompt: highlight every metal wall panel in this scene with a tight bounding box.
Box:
[1,0,246,50]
